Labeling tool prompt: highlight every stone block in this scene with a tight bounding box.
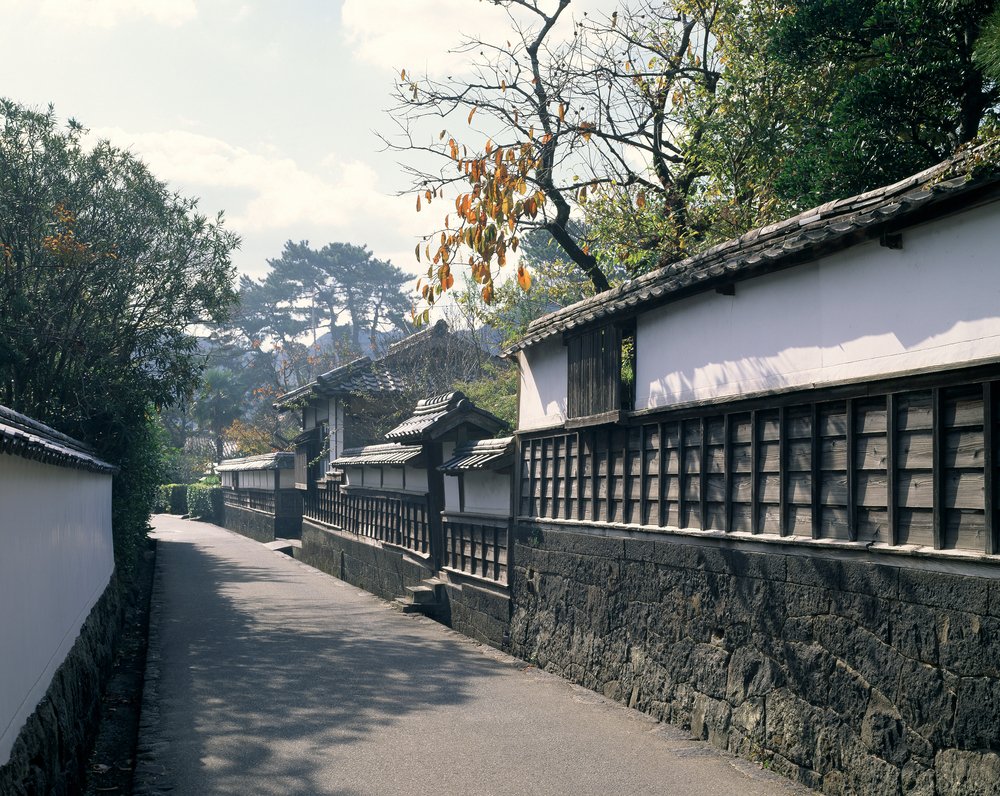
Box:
[896,659,956,747]
[726,647,784,705]
[890,602,939,666]
[938,612,1000,679]
[861,690,907,766]
[953,677,1000,751]
[897,568,988,614]
[764,689,825,770]
[782,641,834,708]
[532,527,625,560]
[813,615,903,699]
[690,693,732,748]
[935,749,1000,796]
[786,556,898,599]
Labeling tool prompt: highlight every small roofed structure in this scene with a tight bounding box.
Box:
[385,391,506,443]
[216,451,301,542]
[439,436,514,474]
[331,442,425,468]
[438,436,514,585]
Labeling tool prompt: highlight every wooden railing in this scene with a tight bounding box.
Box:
[305,483,431,556]
[223,488,276,515]
[520,375,1000,556]
[443,514,509,583]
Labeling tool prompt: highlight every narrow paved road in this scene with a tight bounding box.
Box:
[135,515,811,796]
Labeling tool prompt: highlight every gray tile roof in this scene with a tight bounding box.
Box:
[0,405,115,473]
[274,357,407,409]
[385,392,506,442]
[440,436,514,473]
[505,142,1000,354]
[331,443,424,467]
[216,452,294,472]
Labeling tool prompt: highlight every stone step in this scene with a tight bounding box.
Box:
[405,584,439,604]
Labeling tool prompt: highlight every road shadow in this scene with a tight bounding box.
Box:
[142,531,506,795]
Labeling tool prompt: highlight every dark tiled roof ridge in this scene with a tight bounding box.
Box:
[412,391,466,415]
[506,141,1000,354]
[0,404,116,473]
[216,451,293,471]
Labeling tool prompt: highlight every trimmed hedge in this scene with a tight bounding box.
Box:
[187,483,223,524]
[158,484,189,514]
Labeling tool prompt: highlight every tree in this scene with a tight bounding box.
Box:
[0,100,238,564]
[389,0,739,310]
[767,0,999,208]
[261,240,412,352]
[976,4,1000,83]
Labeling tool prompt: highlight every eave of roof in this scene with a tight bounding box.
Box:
[440,436,514,473]
[504,142,1000,355]
[216,451,294,472]
[331,442,424,467]
[385,391,506,442]
[274,356,407,409]
[0,405,116,474]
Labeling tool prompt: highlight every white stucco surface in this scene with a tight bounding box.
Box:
[462,471,511,516]
[632,202,1000,409]
[517,339,568,432]
[0,455,114,766]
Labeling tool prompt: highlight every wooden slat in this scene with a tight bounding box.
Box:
[751,410,760,534]
[847,399,857,540]
[933,388,943,549]
[811,404,821,539]
[779,407,788,536]
[700,416,709,530]
[986,382,997,556]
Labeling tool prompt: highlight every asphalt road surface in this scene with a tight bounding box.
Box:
[134,515,812,796]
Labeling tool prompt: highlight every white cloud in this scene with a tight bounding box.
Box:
[86,127,429,276]
[341,0,512,74]
[0,0,197,27]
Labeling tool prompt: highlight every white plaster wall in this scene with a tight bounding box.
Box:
[443,474,460,512]
[343,465,362,486]
[0,455,114,766]
[328,398,344,465]
[382,468,404,490]
[462,471,510,515]
[517,339,568,432]
[637,202,1000,409]
[404,466,428,493]
[363,466,383,488]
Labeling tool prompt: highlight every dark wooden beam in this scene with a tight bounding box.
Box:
[779,407,788,537]
[932,387,944,550]
[751,410,760,535]
[986,382,998,556]
[886,393,897,546]
[846,399,857,541]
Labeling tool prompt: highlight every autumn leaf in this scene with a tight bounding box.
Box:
[468,106,477,124]
[517,266,532,291]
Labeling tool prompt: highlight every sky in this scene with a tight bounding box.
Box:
[0,0,520,284]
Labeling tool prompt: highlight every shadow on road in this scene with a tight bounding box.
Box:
[149,533,504,794]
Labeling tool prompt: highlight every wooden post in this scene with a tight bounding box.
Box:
[700,416,708,531]
[779,406,788,536]
[678,419,687,527]
[751,410,760,534]
[847,399,857,541]
[886,393,898,546]
[811,404,821,539]
[724,413,733,532]
[986,382,998,556]
[932,387,944,550]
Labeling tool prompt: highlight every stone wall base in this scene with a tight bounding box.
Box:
[509,524,1000,796]
[441,578,510,651]
[0,576,123,796]
[222,504,300,543]
[300,521,434,601]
